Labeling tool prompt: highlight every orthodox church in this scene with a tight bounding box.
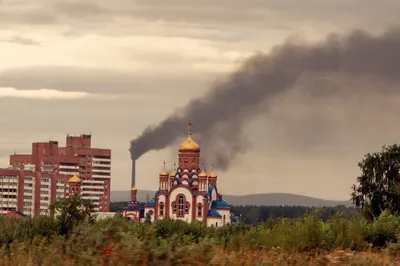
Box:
[122,121,232,227]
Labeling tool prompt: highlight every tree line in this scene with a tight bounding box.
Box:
[110,202,357,224]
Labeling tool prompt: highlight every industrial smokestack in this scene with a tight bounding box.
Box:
[130,28,400,171]
[131,159,136,188]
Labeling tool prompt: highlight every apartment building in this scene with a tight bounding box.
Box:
[0,134,111,216]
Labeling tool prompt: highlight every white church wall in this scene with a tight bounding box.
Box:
[169,187,193,223]
[196,195,204,222]
[124,210,140,221]
[158,195,166,219]
[211,189,217,201]
[207,217,222,227]
[217,209,231,225]
[95,212,116,221]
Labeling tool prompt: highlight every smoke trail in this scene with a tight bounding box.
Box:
[130,28,400,170]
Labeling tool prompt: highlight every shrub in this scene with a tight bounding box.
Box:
[1,208,400,264]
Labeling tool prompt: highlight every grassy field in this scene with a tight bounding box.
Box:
[0,247,398,265]
[1,209,400,265]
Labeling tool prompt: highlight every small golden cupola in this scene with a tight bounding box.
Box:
[159,161,169,176]
[209,171,217,178]
[169,169,176,177]
[160,169,168,176]
[69,173,82,183]
[179,121,200,152]
[209,165,217,178]
[198,169,207,177]
[170,163,177,177]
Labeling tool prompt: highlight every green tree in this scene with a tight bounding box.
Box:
[351,144,400,220]
[49,194,96,236]
[145,210,153,224]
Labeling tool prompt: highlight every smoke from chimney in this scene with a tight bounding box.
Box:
[130,28,400,170]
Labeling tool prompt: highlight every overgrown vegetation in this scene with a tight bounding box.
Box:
[1,208,400,265]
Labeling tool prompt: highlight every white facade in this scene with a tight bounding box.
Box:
[167,187,194,223]
[0,174,18,215]
[23,175,35,216]
[39,178,51,215]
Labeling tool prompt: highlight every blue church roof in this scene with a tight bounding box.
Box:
[210,199,230,209]
[207,209,221,217]
[122,206,142,211]
[144,201,155,207]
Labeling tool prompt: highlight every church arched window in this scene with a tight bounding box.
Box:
[172,202,177,214]
[197,203,202,217]
[178,196,184,216]
[159,202,164,216]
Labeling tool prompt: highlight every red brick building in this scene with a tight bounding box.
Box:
[0,134,111,216]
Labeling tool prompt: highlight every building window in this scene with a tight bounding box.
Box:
[159,203,164,216]
[197,204,202,217]
[185,204,189,214]
[215,222,218,227]
[178,196,184,216]
[172,202,177,213]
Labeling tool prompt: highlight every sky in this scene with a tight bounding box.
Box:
[0,0,399,200]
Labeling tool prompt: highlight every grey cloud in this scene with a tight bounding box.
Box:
[0,66,213,97]
[0,36,40,46]
[1,0,399,38]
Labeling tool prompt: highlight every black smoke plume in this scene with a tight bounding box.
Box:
[130,28,400,170]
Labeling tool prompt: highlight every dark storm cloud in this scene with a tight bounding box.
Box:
[130,28,400,171]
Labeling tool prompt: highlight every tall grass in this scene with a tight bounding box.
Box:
[1,210,400,264]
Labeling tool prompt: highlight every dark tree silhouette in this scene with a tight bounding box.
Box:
[351,144,400,220]
[49,194,96,236]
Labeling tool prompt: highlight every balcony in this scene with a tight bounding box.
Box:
[91,174,110,179]
[91,169,111,174]
[92,157,111,162]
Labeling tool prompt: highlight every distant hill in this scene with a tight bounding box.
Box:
[111,190,352,207]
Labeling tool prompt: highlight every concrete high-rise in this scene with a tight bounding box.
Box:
[0,134,111,216]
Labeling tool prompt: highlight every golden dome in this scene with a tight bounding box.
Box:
[159,161,169,176]
[178,120,200,152]
[209,171,217,178]
[170,170,177,177]
[131,187,137,191]
[179,134,200,152]
[198,170,207,177]
[160,169,169,176]
[69,173,81,183]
